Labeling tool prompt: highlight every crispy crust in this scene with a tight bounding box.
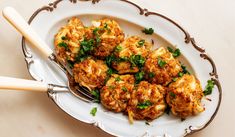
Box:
[54,17,93,63]
[54,17,205,123]
[166,74,204,118]
[112,36,152,74]
[91,19,125,59]
[144,47,182,86]
[127,81,166,123]
[100,74,135,112]
[73,58,108,90]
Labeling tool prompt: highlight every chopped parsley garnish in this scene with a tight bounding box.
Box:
[142,28,154,35]
[122,87,128,92]
[104,23,108,29]
[115,45,122,52]
[80,39,95,52]
[175,65,190,78]
[138,40,145,47]
[61,36,67,40]
[67,60,74,68]
[93,28,101,44]
[181,64,190,74]
[172,49,181,57]
[96,37,101,44]
[105,54,116,67]
[107,68,117,75]
[130,55,145,68]
[135,71,145,84]
[108,85,115,89]
[158,57,166,68]
[145,121,150,125]
[115,76,122,81]
[76,39,94,62]
[93,28,100,35]
[137,100,152,109]
[91,89,100,103]
[178,72,184,77]
[90,107,97,116]
[172,77,178,82]
[169,92,176,98]
[58,42,68,50]
[167,47,174,52]
[203,80,215,96]
[148,72,155,78]
[167,47,181,58]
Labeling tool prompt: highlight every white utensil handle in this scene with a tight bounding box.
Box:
[0,76,48,92]
[2,7,53,58]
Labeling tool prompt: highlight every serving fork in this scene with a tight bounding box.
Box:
[2,7,95,102]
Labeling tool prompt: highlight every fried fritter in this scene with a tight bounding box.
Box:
[73,57,108,90]
[54,17,93,64]
[100,74,135,112]
[91,19,125,58]
[144,47,182,86]
[112,36,152,74]
[166,74,204,118]
[127,81,166,123]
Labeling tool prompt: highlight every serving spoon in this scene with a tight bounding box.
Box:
[2,7,95,102]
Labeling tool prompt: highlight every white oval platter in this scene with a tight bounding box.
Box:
[21,0,222,137]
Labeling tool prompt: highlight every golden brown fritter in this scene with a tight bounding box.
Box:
[112,36,152,74]
[54,17,93,64]
[144,47,182,86]
[100,74,135,112]
[73,57,108,90]
[91,19,125,58]
[166,74,204,118]
[127,81,166,123]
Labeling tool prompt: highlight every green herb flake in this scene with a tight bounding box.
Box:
[167,47,174,53]
[172,77,178,82]
[96,37,101,44]
[178,72,184,77]
[90,107,97,116]
[137,100,152,109]
[58,42,68,50]
[169,92,176,98]
[181,64,190,74]
[167,47,181,58]
[158,57,167,68]
[61,36,67,40]
[203,80,215,96]
[130,55,145,68]
[67,60,74,69]
[108,85,115,90]
[135,71,145,84]
[93,28,100,35]
[138,40,145,47]
[107,68,116,75]
[91,89,100,103]
[172,49,181,57]
[145,121,150,125]
[149,72,155,78]
[142,28,154,35]
[115,45,122,52]
[105,54,116,67]
[80,39,95,52]
[122,87,128,92]
[115,76,122,82]
[104,23,108,29]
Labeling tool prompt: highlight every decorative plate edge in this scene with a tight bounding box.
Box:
[21,0,222,137]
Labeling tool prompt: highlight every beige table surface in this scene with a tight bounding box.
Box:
[0,0,234,137]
